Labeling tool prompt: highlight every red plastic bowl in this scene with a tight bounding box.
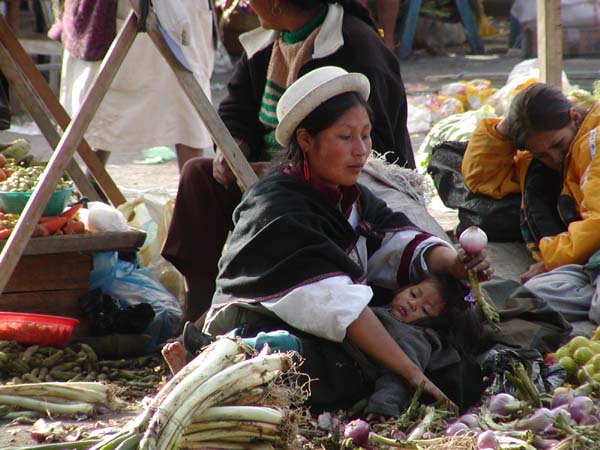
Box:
[0,312,79,348]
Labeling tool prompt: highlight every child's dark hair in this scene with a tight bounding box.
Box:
[416,272,483,354]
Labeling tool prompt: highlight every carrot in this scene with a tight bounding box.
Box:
[60,203,83,221]
[0,228,12,239]
[38,216,59,224]
[62,219,85,235]
[39,216,67,235]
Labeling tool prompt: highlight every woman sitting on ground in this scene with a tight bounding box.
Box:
[164,67,492,412]
[161,0,413,325]
[462,83,600,323]
[462,82,600,281]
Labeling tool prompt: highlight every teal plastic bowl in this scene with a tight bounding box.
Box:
[0,187,74,216]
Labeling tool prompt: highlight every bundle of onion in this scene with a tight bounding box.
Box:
[84,337,304,450]
[0,381,119,420]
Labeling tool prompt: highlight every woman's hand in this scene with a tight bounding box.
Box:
[457,248,494,281]
[520,261,546,283]
[425,245,493,281]
[213,150,237,187]
[408,375,458,413]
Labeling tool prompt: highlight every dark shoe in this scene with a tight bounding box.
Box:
[182,321,215,354]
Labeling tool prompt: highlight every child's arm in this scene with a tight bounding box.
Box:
[346,308,453,407]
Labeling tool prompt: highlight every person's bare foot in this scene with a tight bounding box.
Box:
[162,341,187,374]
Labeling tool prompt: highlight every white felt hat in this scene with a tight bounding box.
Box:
[275,66,370,147]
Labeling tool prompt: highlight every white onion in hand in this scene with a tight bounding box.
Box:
[459,226,488,254]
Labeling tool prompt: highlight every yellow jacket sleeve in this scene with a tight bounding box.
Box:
[539,129,600,269]
[462,118,531,199]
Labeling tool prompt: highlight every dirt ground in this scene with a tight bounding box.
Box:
[1,20,600,448]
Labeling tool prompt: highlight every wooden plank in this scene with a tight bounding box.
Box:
[0,16,127,207]
[18,35,63,56]
[0,42,99,200]
[0,229,147,256]
[5,0,18,33]
[129,0,259,191]
[0,13,139,295]
[5,253,92,293]
[537,0,562,87]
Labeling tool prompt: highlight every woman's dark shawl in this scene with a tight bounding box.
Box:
[213,171,419,305]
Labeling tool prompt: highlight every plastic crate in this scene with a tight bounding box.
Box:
[0,187,73,216]
[0,312,79,347]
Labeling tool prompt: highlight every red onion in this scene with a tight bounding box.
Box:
[534,437,560,449]
[579,414,599,426]
[445,421,469,436]
[515,408,555,432]
[458,413,480,428]
[422,431,436,439]
[488,393,525,417]
[343,419,370,446]
[477,430,499,449]
[569,396,594,424]
[550,389,573,409]
[459,226,488,254]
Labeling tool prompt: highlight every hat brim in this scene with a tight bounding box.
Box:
[275,73,370,147]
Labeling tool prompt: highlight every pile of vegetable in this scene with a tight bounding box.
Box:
[0,202,85,239]
[9,337,306,450]
[0,341,166,398]
[0,157,72,193]
[552,333,600,384]
[0,381,119,421]
[0,139,31,170]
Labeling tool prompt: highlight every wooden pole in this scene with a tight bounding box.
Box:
[537,0,562,87]
[0,43,100,201]
[0,16,127,206]
[0,12,139,295]
[129,0,258,190]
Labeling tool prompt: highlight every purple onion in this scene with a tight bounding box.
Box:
[421,431,436,439]
[516,408,555,432]
[488,393,524,417]
[569,396,594,424]
[477,430,499,449]
[579,414,599,426]
[392,430,407,441]
[534,437,561,449]
[445,421,469,436]
[343,419,370,446]
[458,413,480,428]
[551,389,573,409]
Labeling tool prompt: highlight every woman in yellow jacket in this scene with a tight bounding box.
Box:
[462,82,600,282]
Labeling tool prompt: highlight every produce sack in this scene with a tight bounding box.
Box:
[89,251,182,351]
[427,141,522,241]
[482,348,566,396]
[79,288,155,336]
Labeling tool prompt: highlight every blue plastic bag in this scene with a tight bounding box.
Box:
[90,252,182,351]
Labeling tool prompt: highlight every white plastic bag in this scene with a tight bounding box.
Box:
[87,202,129,232]
[118,194,185,304]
